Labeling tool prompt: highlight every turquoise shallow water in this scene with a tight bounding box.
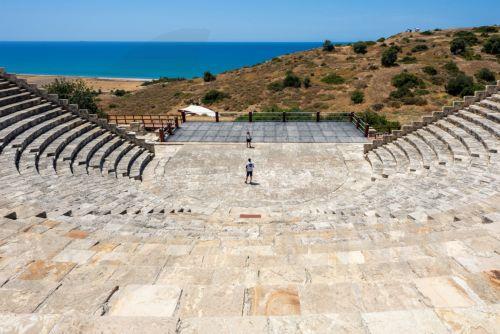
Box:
[0,41,322,79]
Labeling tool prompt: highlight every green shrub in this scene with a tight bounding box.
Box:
[390,86,413,99]
[283,71,302,88]
[352,42,368,54]
[108,103,117,109]
[202,90,228,104]
[415,89,430,95]
[473,26,498,33]
[371,103,384,111]
[445,74,474,96]
[113,89,128,97]
[303,77,311,88]
[475,68,496,83]
[381,46,398,67]
[267,81,284,92]
[422,66,438,76]
[401,96,427,105]
[44,78,101,116]
[420,30,434,36]
[443,61,461,74]
[364,41,376,46]
[357,111,400,133]
[351,90,364,104]
[399,56,417,64]
[482,35,500,55]
[377,37,386,43]
[411,44,429,52]
[323,40,335,52]
[450,38,467,55]
[391,71,422,89]
[321,73,345,84]
[142,77,185,86]
[453,31,479,45]
[203,71,217,82]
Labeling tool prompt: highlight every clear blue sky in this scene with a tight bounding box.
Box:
[1,0,498,42]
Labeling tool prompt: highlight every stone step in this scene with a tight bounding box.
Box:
[0,108,63,153]
[0,90,30,107]
[437,119,489,163]
[393,137,422,172]
[457,109,500,138]
[415,128,452,166]
[0,101,53,132]
[447,114,497,154]
[468,104,500,123]
[0,97,41,118]
[481,99,500,112]
[0,86,21,98]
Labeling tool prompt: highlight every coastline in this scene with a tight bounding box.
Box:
[18,74,146,93]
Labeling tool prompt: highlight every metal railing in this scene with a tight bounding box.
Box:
[179,111,370,137]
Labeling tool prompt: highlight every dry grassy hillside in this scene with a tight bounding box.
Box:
[102,26,500,124]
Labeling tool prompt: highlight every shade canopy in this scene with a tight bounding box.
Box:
[179,105,216,117]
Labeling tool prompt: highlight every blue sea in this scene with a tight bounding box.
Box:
[0,42,321,79]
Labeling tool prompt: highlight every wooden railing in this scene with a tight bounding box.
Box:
[107,114,181,131]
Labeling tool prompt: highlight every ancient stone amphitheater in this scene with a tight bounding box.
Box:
[0,68,499,333]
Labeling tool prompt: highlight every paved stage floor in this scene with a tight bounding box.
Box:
[166,122,368,143]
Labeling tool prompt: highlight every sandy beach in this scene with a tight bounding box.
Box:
[18,74,146,93]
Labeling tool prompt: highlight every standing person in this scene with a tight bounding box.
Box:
[245,158,255,184]
[246,131,253,148]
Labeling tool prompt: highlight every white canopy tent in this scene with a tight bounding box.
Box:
[179,105,216,117]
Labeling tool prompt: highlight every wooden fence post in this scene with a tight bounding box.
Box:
[181,111,186,123]
[159,129,165,142]
[282,112,286,122]
[215,112,219,122]
[249,112,253,123]
[316,112,320,122]
[364,124,369,137]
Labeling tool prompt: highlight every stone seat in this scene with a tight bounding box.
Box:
[436,119,489,166]
[404,133,435,170]
[103,143,134,176]
[87,136,123,172]
[447,114,498,154]
[383,142,410,173]
[70,132,115,174]
[426,124,469,163]
[0,107,63,153]
[0,91,31,107]
[392,137,422,172]
[0,86,21,98]
[372,146,396,178]
[415,128,452,166]
[0,97,42,119]
[457,109,500,138]
[0,101,54,132]
[115,145,142,177]
[468,104,500,123]
[481,98,500,112]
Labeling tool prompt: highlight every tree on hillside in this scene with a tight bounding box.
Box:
[352,42,368,54]
[450,38,467,55]
[323,40,335,52]
[381,46,398,67]
[203,71,216,82]
[482,35,500,55]
[283,71,302,88]
[44,78,102,116]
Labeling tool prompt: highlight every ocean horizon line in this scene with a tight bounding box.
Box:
[0,41,327,79]
[0,40,349,44]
